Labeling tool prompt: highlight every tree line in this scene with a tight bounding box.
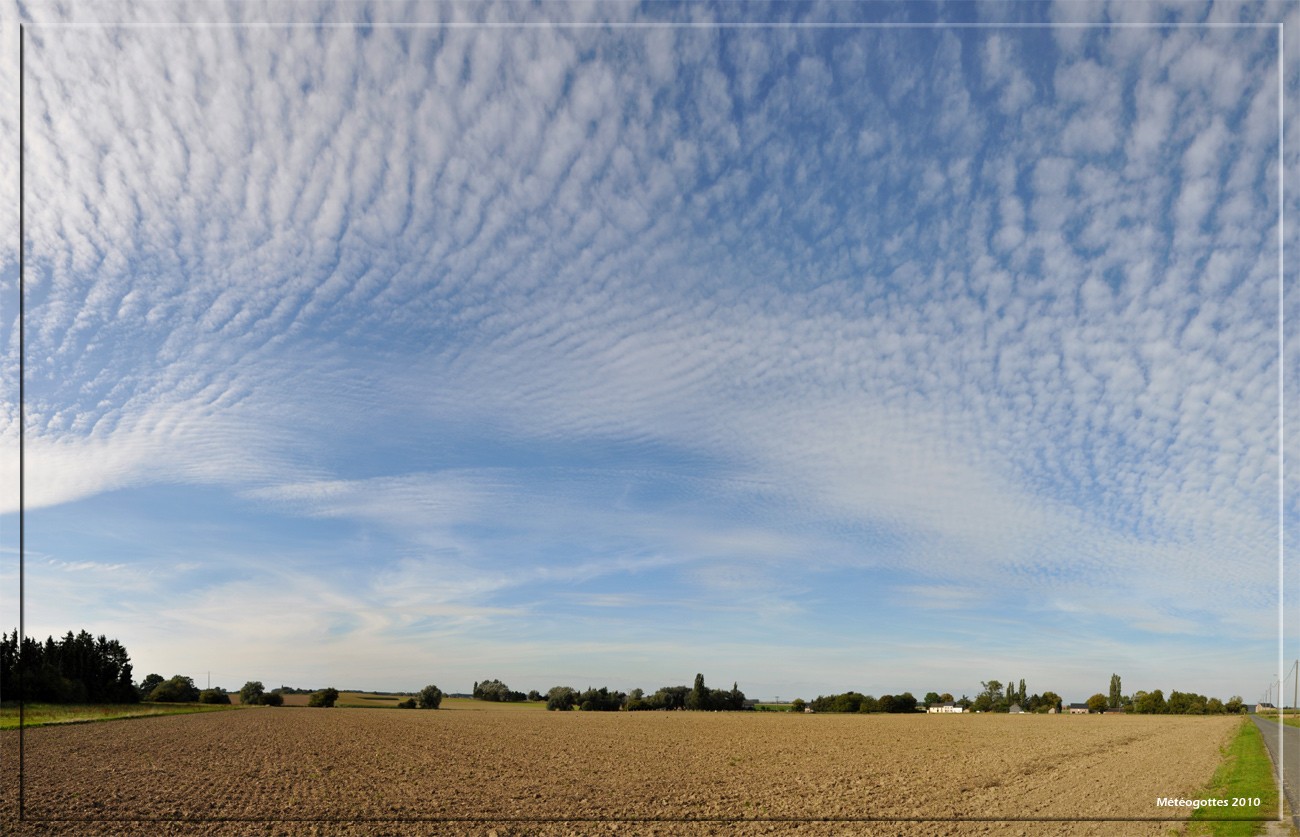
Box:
[0,629,136,703]
[965,678,1064,713]
[797,691,920,713]
[1082,674,1245,714]
[789,678,1061,714]
[465,674,750,711]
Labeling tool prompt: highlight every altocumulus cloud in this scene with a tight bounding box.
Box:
[0,0,1295,699]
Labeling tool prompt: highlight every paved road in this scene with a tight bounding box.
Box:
[1252,715,1300,831]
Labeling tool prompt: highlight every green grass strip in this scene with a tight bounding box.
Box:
[1258,712,1300,730]
[0,701,240,729]
[1186,718,1280,837]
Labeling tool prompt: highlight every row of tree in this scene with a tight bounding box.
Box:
[0,630,137,703]
[136,677,340,707]
[966,679,1064,714]
[790,680,1064,714]
[467,674,750,712]
[796,691,921,713]
[540,675,748,712]
[1079,674,1246,715]
[135,673,222,703]
[1130,690,1243,715]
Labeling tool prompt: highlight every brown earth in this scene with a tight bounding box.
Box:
[0,709,1242,836]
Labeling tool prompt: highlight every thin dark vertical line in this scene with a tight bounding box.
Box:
[17,20,26,823]
[1278,20,1286,825]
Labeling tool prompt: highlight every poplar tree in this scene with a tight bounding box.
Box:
[688,673,710,711]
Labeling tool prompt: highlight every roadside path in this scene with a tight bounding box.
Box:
[1252,715,1300,832]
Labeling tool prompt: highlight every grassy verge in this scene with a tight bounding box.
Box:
[0,701,241,729]
[1185,718,1279,836]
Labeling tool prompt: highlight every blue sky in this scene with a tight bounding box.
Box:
[0,0,1296,704]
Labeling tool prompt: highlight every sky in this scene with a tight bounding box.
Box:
[0,0,1297,705]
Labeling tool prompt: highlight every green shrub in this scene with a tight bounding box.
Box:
[308,687,340,708]
[148,675,201,703]
[418,685,443,709]
[239,681,265,705]
[257,692,283,706]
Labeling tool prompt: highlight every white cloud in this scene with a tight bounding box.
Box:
[0,4,1288,698]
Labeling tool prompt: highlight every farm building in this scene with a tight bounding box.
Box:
[1008,704,1023,714]
[927,702,963,713]
[1068,703,1089,714]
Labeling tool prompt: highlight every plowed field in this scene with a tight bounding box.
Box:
[0,708,1240,836]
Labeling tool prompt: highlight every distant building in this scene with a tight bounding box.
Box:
[1068,703,1089,714]
[1008,703,1023,714]
[1107,706,1126,714]
[927,702,964,713]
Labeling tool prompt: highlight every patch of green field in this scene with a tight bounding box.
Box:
[439,696,547,711]
[335,691,410,707]
[754,703,796,712]
[1186,718,1280,837]
[0,702,240,729]
[307,693,552,710]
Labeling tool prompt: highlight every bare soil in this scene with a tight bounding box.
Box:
[0,709,1241,836]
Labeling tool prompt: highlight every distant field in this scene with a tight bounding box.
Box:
[337,691,407,708]
[227,692,310,706]
[227,690,406,707]
[343,692,404,704]
[1,709,1240,836]
[0,702,239,729]
[226,692,550,710]
[439,696,546,711]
